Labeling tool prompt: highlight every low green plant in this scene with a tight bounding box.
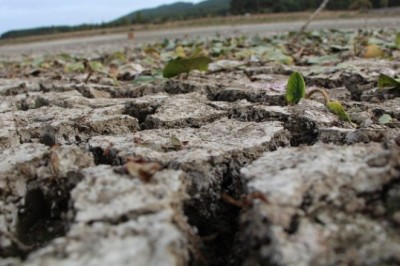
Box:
[163,56,211,78]
[326,101,353,124]
[378,74,400,89]
[286,72,355,127]
[395,32,400,49]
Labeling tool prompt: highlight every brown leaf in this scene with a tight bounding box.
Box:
[170,135,182,149]
[50,146,60,177]
[102,142,115,157]
[221,191,269,208]
[125,161,161,183]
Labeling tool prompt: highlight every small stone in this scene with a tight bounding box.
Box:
[40,125,56,147]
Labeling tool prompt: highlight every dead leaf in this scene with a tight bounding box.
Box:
[170,135,182,149]
[125,161,161,183]
[364,44,383,58]
[175,46,186,58]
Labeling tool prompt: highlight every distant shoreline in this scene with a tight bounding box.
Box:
[1,9,399,46]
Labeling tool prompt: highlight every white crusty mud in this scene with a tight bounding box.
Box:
[240,144,400,266]
[23,167,190,266]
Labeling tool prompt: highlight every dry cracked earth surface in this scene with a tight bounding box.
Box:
[1,27,400,266]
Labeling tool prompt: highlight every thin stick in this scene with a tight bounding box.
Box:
[296,0,330,37]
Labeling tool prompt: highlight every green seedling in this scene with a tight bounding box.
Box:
[284,72,355,127]
[306,88,355,127]
[326,101,353,125]
[163,56,211,78]
[378,74,400,89]
[285,71,306,104]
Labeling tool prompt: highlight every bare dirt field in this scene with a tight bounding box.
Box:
[1,16,400,60]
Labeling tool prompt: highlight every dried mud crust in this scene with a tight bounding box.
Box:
[1,35,400,266]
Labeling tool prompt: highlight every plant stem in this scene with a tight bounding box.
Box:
[306,88,331,105]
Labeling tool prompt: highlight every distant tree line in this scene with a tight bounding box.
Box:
[0,24,107,39]
[230,0,400,14]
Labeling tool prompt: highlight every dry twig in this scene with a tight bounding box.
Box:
[295,0,330,39]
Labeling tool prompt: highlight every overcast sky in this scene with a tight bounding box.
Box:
[0,0,202,34]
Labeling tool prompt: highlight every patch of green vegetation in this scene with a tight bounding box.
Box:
[286,72,355,127]
[378,114,392,125]
[163,56,211,78]
[396,32,400,49]
[378,74,400,89]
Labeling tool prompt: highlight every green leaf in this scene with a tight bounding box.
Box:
[64,62,84,73]
[304,54,340,65]
[327,101,353,125]
[396,32,400,49]
[89,61,104,72]
[285,72,306,104]
[250,35,263,46]
[378,74,400,89]
[378,114,392,125]
[58,53,73,61]
[109,51,127,63]
[265,50,293,65]
[133,75,156,85]
[133,75,164,85]
[32,57,46,68]
[163,56,211,78]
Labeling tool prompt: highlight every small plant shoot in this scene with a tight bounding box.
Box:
[306,88,355,127]
[286,72,306,104]
[163,56,211,78]
[326,101,353,125]
[378,74,400,89]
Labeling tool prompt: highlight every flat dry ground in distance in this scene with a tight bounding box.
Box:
[1,11,400,59]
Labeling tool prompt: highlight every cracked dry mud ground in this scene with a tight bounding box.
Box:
[1,31,400,266]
